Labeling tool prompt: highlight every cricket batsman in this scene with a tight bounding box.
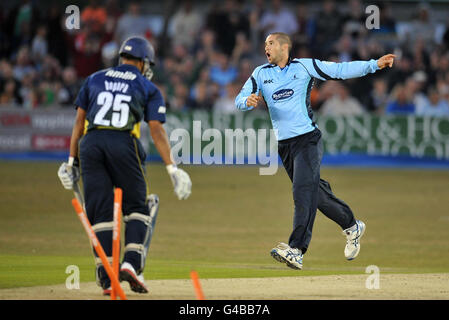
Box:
[235,32,395,269]
[57,36,192,294]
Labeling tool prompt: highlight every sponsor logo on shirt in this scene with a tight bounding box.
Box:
[264,79,274,84]
[272,89,294,101]
[105,70,137,80]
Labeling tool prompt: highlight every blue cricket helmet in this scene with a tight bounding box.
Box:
[119,36,155,79]
[119,36,155,65]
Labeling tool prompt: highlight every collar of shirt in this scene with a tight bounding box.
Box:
[118,63,141,74]
[270,56,293,71]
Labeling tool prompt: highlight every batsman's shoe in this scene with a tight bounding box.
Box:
[103,287,112,296]
[270,242,303,270]
[119,262,148,293]
[343,220,366,260]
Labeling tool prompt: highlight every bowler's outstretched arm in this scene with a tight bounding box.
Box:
[299,54,396,81]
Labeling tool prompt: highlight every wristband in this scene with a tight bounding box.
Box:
[166,164,178,175]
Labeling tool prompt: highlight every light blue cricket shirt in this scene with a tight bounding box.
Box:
[235,58,380,141]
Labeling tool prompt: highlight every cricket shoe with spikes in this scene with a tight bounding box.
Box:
[270,242,303,270]
[343,220,366,260]
[119,262,148,293]
[103,287,112,296]
[95,266,112,295]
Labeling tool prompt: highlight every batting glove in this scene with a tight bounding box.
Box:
[57,157,80,190]
[167,164,192,200]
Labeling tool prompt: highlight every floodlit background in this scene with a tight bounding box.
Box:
[0,0,448,300]
[1,0,449,116]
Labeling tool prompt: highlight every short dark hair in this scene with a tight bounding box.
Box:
[270,32,292,52]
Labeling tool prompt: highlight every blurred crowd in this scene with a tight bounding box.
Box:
[1,0,449,118]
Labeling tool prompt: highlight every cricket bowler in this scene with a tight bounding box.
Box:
[57,36,192,294]
[235,32,395,269]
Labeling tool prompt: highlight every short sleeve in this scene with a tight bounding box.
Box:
[145,86,166,123]
[74,77,90,110]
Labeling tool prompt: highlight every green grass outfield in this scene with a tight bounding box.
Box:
[1,162,448,289]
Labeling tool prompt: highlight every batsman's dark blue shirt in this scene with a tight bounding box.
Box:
[75,64,166,138]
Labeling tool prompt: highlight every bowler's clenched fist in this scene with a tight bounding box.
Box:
[246,94,260,107]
